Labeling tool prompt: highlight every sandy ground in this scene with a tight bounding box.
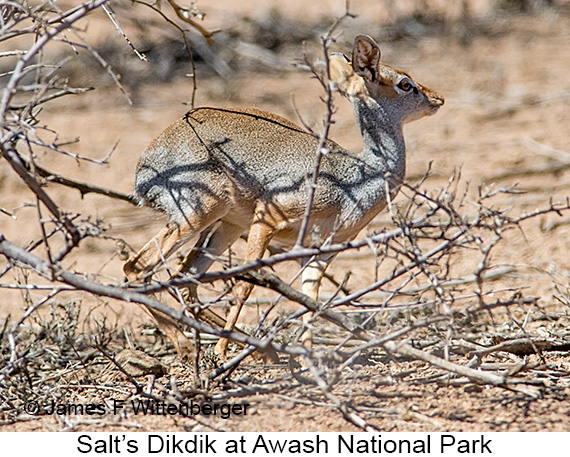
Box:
[1,0,570,432]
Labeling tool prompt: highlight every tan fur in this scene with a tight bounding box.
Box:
[123,35,444,362]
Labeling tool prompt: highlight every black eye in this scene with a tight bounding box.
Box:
[398,79,414,92]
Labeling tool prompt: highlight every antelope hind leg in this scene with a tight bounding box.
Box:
[124,223,200,360]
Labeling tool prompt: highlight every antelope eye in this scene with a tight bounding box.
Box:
[398,79,413,92]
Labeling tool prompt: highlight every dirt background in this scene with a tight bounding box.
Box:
[1,0,570,432]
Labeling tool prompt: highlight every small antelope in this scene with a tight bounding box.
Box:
[124,35,444,361]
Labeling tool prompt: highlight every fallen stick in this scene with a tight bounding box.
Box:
[383,341,541,398]
[474,338,570,357]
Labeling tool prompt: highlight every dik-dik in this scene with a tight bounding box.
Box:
[124,35,444,361]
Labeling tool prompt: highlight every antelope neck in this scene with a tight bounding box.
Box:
[353,95,406,182]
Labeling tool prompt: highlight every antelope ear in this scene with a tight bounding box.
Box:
[329,53,352,91]
[352,35,381,82]
[329,52,367,97]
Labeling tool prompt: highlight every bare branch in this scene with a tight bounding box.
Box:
[295,5,355,248]
[165,0,216,45]
[102,4,148,62]
[1,144,81,245]
[29,160,138,205]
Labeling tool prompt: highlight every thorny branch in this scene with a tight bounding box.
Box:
[295,4,355,248]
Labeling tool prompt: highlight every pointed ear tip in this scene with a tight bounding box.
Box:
[352,35,381,67]
[353,35,381,57]
[354,34,376,45]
